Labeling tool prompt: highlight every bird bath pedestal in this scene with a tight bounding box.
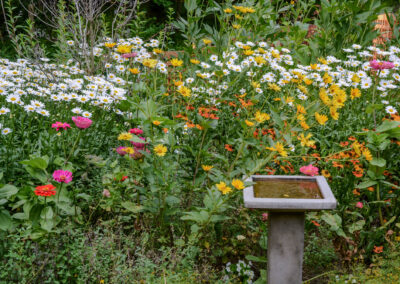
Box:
[243,175,337,284]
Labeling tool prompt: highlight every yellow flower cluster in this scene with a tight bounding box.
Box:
[254,111,270,123]
[142,59,158,68]
[169,58,183,67]
[118,133,132,141]
[233,5,256,13]
[154,144,167,157]
[177,86,191,97]
[116,44,132,54]
[266,142,287,157]
[216,179,245,194]
[298,133,315,147]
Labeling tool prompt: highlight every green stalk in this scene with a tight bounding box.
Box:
[376,182,384,226]
[192,128,208,185]
[66,129,82,163]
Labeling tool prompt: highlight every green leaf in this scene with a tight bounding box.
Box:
[117,100,131,112]
[0,211,13,231]
[370,158,386,168]
[379,216,396,230]
[29,205,42,222]
[210,215,230,222]
[245,255,267,263]
[0,184,18,199]
[40,207,54,219]
[357,180,377,189]
[20,157,48,170]
[382,181,400,189]
[376,120,400,133]
[348,220,365,234]
[24,166,47,183]
[56,202,75,215]
[165,196,180,206]
[321,212,347,238]
[121,201,144,213]
[40,218,55,232]
[12,213,27,220]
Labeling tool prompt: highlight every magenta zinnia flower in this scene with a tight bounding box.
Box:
[53,170,73,183]
[72,116,92,129]
[369,60,395,70]
[300,164,319,176]
[129,128,143,135]
[52,122,71,131]
[116,146,128,156]
[130,137,146,149]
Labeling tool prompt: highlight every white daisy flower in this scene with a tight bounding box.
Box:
[1,128,12,135]
[385,105,397,115]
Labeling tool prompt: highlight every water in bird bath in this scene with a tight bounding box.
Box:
[253,178,322,199]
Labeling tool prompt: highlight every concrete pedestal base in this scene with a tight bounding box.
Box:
[267,212,305,284]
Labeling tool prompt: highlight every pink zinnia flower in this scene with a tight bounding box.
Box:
[53,170,73,183]
[262,213,268,221]
[300,164,319,176]
[116,146,128,156]
[129,128,143,135]
[356,202,363,209]
[121,52,137,59]
[130,137,146,149]
[52,122,71,131]
[72,116,92,129]
[369,60,395,70]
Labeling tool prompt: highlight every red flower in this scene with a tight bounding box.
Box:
[311,220,320,227]
[373,245,383,253]
[121,176,128,182]
[34,184,56,197]
[225,144,233,152]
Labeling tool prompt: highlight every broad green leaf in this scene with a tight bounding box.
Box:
[40,207,54,219]
[40,218,55,232]
[20,157,48,170]
[357,180,377,189]
[0,184,18,199]
[0,211,13,231]
[370,158,386,168]
[348,220,365,234]
[121,201,144,213]
[12,213,27,220]
[376,120,400,133]
[165,196,180,206]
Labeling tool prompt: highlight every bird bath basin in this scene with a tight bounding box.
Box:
[243,175,337,284]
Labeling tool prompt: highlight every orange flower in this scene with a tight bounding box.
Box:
[367,187,375,192]
[332,162,344,169]
[225,144,233,152]
[353,188,360,196]
[352,168,364,178]
[373,246,383,253]
[202,165,213,172]
[311,220,321,227]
